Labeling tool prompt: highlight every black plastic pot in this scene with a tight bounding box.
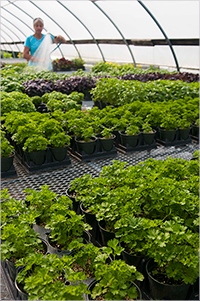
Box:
[98,220,116,246]
[25,150,46,165]
[15,267,29,300]
[179,128,190,140]
[66,188,81,215]
[80,203,101,244]
[5,259,17,282]
[159,128,177,142]
[142,131,156,145]
[49,146,68,161]
[75,137,97,155]
[146,259,191,300]
[1,154,14,172]
[119,131,139,147]
[191,125,199,137]
[32,223,51,242]
[85,279,142,300]
[98,135,116,151]
[121,248,143,269]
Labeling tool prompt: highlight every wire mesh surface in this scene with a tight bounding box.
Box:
[1,142,199,299]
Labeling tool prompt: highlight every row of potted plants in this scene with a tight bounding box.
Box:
[2,62,198,99]
[1,130,15,173]
[1,186,144,300]
[68,156,199,299]
[1,90,84,116]
[2,154,198,300]
[91,62,200,83]
[1,91,36,116]
[52,57,85,71]
[1,95,198,168]
[1,63,198,95]
[21,76,199,101]
[90,77,199,106]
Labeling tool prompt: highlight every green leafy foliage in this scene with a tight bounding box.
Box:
[49,132,71,148]
[160,115,179,130]
[46,204,91,250]
[142,122,153,133]
[81,127,95,142]
[90,77,199,106]
[1,91,36,115]
[69,158,199,285]
[100,127,113,139]
[23,185,59,224]
[38,119,64,140]
[1,218,43,261]
[178,118,192,129]
[90,239,144,300]
[12,123,42,145]
[125,125,140,135]
[1,131,14,157]
[15,253,88,300]
[22,136,49,152]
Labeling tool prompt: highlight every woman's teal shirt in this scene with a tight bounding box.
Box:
[24,34,54,68]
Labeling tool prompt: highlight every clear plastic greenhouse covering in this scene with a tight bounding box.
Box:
[0,0,199,72]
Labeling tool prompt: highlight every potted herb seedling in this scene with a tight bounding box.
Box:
[67,174,93,215]
[31,96,42,106]
[24,184,91,252]
[70,242,103,279]
[38,119,63,140]
[142,122,156,145]
[1,131,15,172]
[49,132,71,161]
[146,218,199,300]
[75,127,97,155]
[23,185,61,226]
[86,239,144,300]
[3,111,30,136]
[191,118,199,138]
[98,127,116,151]
[91,117,104,135]
[178,118,191,140]
[45,202,91,253]
[1,203,47,267]
[119,124,140,147]
[71,57,85,70]
[114,216,158,268]
[145,106,164,128]
[12,123,41,146]
[15,253,88,300]
[22,135,48,165]
[159,115,179,142]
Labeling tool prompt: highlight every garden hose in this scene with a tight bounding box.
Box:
[50,33,64,57]
[50,41,63,55]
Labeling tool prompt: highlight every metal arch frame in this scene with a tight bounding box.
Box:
[92,1,136,66]
[1,34,15,57]
[1,41,7,52]
[1,15,27,38]
[6,0,48,33]
[3,1,63,57]
[138,1,180,72]
[1,28,20,56]
[56,0,105,62]
[29,0,82,59]
[1,6,34,32]
[1,22,22,45]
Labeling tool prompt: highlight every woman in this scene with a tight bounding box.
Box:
[23,17,66,69]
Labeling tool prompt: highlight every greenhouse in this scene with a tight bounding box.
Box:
[1,1,199,300]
